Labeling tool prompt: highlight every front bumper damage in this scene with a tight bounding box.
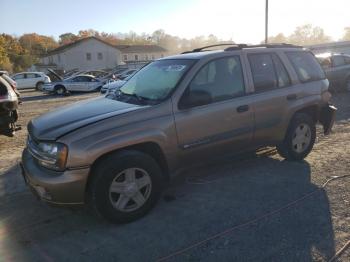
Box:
[320,104,337,135]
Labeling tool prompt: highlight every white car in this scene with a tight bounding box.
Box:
[43,75,103,94]
[11,72,50,90]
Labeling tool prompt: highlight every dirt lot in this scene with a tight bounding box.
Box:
[0,90,349,261]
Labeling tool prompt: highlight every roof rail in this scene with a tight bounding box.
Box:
[225,43,303,51]
[192,43,248,52]
[181,43,303,54]
[181,43,247,54]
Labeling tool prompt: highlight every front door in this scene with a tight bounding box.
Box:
[173,55,254,163]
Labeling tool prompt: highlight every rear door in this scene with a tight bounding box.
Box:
[173,55,254,162]
[26,73,38,88]
[66,76,81,91]
[246,52,296,145]
[13,73,26,89]
[248,50,326,146]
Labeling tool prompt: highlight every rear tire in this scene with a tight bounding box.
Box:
[277,113,316,161]
[87,150,163,223]
[36,82,44,91]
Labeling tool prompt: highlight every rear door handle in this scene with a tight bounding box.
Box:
[236,105,249,113]
[286,94,297,100]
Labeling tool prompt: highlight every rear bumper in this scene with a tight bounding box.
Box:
[319,104,337,135]
[21,149,90,205]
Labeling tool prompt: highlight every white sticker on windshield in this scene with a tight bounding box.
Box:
[163,65,187,72]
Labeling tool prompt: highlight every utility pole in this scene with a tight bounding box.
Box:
[265,0,269,44]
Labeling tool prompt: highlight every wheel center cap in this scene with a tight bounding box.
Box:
[124,183,137,196]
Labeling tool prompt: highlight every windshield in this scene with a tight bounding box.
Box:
[119,59,195,102]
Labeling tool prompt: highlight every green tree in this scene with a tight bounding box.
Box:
[0,35,13,72]
[59,33,78,45]
[267,33,288,44]
[19,33,58,55]
[288,24,331,45]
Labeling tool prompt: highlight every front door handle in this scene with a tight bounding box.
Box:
[286,94,297,100]
[237,105,249,113]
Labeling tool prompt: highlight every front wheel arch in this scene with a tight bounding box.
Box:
[86,149,164,223]
[88,142,169,185]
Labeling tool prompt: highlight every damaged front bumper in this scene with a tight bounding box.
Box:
[320,104,337,135]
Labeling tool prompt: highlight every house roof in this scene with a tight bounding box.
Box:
[116,44,167,53]
[43,36,167,57]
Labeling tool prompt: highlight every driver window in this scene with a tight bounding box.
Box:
[185,56,245,107]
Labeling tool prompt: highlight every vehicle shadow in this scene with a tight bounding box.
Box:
[0,152,336,262]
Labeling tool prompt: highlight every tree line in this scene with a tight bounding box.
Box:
[1,25,350,73]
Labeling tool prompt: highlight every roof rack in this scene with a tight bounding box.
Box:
[181,43,302,54]
[181,43,246,54]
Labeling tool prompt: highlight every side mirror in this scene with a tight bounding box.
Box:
[179,89,212,109]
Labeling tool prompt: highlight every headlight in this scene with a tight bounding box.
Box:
[28,138,68,171]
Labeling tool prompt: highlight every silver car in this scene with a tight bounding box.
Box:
[43,74,103,94]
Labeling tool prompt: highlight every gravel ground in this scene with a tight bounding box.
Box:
[0,90,349,261]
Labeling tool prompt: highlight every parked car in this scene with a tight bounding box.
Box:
[11,72,50,90]
[100,72,137,94]
[316,53,350,91]
[117,69,138,80]
[83,70,109,78]
[0,75,19,136]
[0,71,21,100]
[43,74,103,94]
[21,44,336,223]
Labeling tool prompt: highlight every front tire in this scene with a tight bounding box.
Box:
[277,113,316,161]
[55,85,66,95]
[87,150,163,223]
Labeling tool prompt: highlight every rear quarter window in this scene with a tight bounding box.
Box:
[286,51,325,82]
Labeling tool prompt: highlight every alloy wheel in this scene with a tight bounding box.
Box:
[292,123,311,153]
[109,168,152,212]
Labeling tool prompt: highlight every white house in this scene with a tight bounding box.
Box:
[36,37,167,72]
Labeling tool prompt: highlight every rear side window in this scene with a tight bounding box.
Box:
[248,53,290,92]
[332,55,345,67]
[13,74,25,80]
[26,73,36,78]
[271,54,291,88]
[286,51,325,82]
[344,56,350,65]
[249,53,277,92]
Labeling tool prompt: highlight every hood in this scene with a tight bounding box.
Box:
[29,97,143,140]
[47,69,63,81]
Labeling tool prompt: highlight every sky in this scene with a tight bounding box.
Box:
[1,0,349,44]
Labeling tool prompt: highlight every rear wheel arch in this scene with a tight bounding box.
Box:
[281,105,319,141]
[293,105,319,123]
[36,81,44,89]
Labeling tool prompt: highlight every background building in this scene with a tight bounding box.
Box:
[35,37,167,72]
